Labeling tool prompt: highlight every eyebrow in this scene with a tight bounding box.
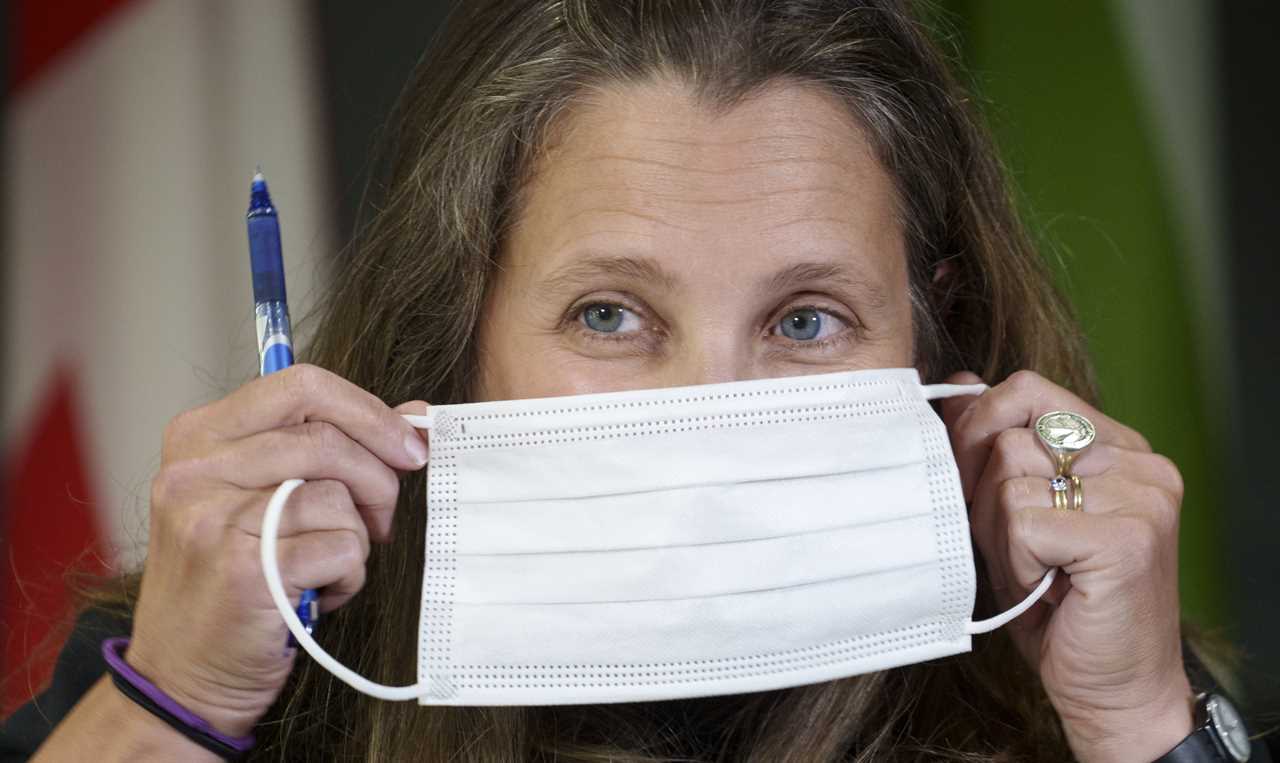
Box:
[536,254,890,312]
[536,254,679,294]
[764,261,891,312]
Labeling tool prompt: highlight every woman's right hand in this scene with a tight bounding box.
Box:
[124,364,429,736]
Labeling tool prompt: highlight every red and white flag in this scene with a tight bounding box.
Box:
[3,0,332,713]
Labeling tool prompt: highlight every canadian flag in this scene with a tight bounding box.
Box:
[2,0,332,713]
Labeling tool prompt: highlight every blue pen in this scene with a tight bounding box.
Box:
[246,170,318,643]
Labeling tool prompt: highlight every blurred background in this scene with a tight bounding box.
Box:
[2,0,1276,719]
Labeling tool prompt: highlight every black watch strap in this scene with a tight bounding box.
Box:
[1155,727,1228,762]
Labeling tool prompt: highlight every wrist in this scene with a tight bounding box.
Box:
[1059,674,1195,763]
[121,639,263,739]
[92,676,226,761]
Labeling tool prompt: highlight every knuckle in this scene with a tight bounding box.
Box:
[1142,482,1181,532]
[172,503,225,555]
[1138,482,1178,515]
[990,428,1024,467]
[316,479,354,512]
[1153,502,1181,535]
[372,466,401,507]
[1007,369,1042,393]
[277,540,311,587]
[996,478,1028,510]
[1150,453,1184,499]
[312,481,366,538]
[348,564,368,594]
[149,466,180,510]
[986,388,1025,426]
[150,458,203,511]
[281,363,326,404]
[335,530,368,566]
[332,562,369,604]
[302,420,344,454]
[161,407,202,459]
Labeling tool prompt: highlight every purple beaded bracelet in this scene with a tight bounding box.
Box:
[101,637,255,759]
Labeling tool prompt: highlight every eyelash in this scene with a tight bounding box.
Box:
[767,304,860,350]
[564,297,862,351]
[564,297,658,345]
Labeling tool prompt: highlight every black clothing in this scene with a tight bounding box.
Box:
[3,608,1276,761]
[2,608,131,761]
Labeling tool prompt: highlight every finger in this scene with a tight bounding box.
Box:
[394,400,431,417]
[976,429,1173,513]
[997,473,1139,517]
[394,401,432,454]
[985,470,1178,588]
[949,370,1149,503]
[964,427,1083,597]
[937,370,985,432]
[980,427,1118,481]
[1005,506,1156,596]
[1039,566,1073,607]
[191,364,428,472]
[209,422,401,540]
[972,470,1132,602]
[230,480,372,552]
[273,529,369,612]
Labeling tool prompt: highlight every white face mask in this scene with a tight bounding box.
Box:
[261,366,1053,704]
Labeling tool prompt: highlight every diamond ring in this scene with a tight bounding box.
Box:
[1049,475,1070,511]
[1047,474,1085,511]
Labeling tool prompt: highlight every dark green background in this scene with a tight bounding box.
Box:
[938,0,1221,626]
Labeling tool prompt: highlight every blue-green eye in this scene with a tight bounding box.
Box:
[581,303,632,333]
[775,307,846,341]
[780,308,822,340]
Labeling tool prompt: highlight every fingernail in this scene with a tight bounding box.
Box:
[404,432,428,467]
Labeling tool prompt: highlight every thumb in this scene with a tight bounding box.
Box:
[394,400,431,416]
[394,400,431,453]
[938,370,984,431]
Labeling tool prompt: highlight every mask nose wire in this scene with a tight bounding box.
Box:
[259,414,436,701]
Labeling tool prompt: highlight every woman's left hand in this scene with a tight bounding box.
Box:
[939,369,1194,763]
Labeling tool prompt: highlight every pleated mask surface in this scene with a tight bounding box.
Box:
[261,366,1053,704]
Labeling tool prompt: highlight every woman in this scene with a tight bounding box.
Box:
[2,0,1264,760]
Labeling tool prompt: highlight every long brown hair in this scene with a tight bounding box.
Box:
[104,0,1099,759]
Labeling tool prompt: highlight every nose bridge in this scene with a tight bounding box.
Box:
[666,316,751,387]
[659,236,758,388]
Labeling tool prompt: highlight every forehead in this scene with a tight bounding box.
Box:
[505,76,905,286]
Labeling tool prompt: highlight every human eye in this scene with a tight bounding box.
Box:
[771,306,851,343]
[577,302,643,334]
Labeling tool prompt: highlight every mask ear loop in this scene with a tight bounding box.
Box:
[965,568,1056,634]
[259,413,436,701]
[919,381,1060,635]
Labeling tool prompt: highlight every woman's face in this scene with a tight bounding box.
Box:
[476,78,918,401]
